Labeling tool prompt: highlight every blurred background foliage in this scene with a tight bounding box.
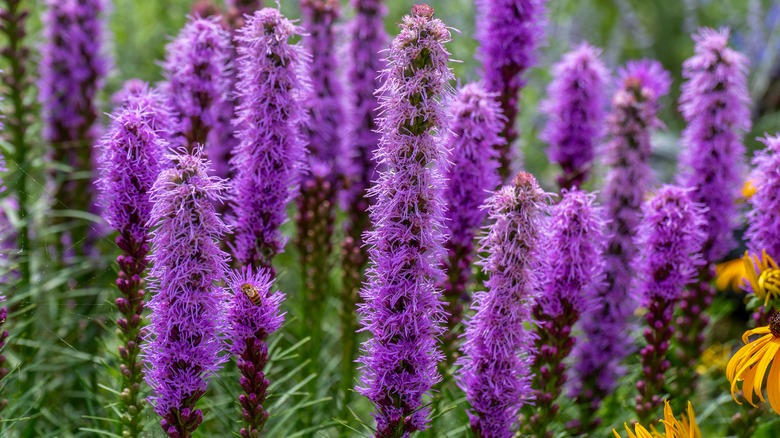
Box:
[0,0,778,436]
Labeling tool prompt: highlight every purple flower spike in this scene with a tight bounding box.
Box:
[357,5,452,436]
[634,185,705,424]
[673,27,751,406]
[459,172,549,438]
[226,266,285,437]
[476,0,547,180]
[230,9,309,272]
[747,135,780,258]
[441,82,502,362]
[144,149,230,438]
[542,43,609,190]
[573,59,671,433]
[163,16,232,155]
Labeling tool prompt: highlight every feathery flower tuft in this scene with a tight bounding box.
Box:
[441,82,503,362]
[226,266,285,437]
[635,185,706,424]
[459,172,549,438]
[356,5,452,435]
[230,9,309,271]
[542,43,609,190]
[144,149,229,438]
[746,135,780,260]
[475,0,547,180]
[163,16,232,154]
[573,59,671,432]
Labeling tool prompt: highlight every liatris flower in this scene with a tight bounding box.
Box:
[40,0,108,256]
[573,59,670,432]
[441,83,502,363]
[357,5,452,435]
[525,189,606,436]
[727,313,780,415]
[143,149,229,438]
[541,43,609,191]
[340,0,387,408]
[163,16,232,155]
[475,0,546,180]
[97,92,169,436]
[0,0,34,284]
[230,9,309,272]
[746,135,780,259]
[614,400,700,438]
[635,186,706,424]
[226,266,285,437]
[674,29,751,404]
[459,172,548,438]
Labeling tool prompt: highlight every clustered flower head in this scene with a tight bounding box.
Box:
[226,266,285,436]
[746,135,780,260]
[356,5,452,435]
[541,43,609,190]
[163,16,232,152]
[459,172,549,438]
[475,0,547,178]
[230,8,309,271]
[677,27,751,263]
[441,82,502,355]
[144,149,230,438]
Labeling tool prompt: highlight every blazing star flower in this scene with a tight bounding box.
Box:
[356,5,452,435]
[541,43,609,190]
[230,9,309,271]
[727,312,780,415]
[459,172,549,438]
[441,82,502,361]
[747,135,780,259]
[614,400,700,438]
[144,149,230,438]
[225,266,285,436]
[475,0,547,179]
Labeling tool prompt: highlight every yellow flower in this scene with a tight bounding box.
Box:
[742,179,757,200]
[695,343,731,375]
[715,257,745,291]
[726,314,780,414]
[612,400,699,438]
[743,250,780,307]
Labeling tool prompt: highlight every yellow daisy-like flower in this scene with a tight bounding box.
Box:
[715,257,745,291]
[726,314,780,414]
[613,400,699,438]
[743,250,780,307]
[742,179,757,200]
[695,343,731,375]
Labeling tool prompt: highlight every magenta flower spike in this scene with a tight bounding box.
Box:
[542,43,609,191]
[525,189,606,436]
[226,266,285,437]
[229,9,309,272]
[163,16,232,157]
[441,82,502,362]
[634,186,706,424]
[475,0,547,180]
[747,135,780,259]
[143,149,230,438]
[573,59,671,432]
[674,29,751,403]
[356,5,452,436]
[458,172,549,438]
[97,84,170,436]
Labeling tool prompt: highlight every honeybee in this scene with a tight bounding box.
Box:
[241,283,261,306]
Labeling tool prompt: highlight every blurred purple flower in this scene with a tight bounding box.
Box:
[747,135,780,258]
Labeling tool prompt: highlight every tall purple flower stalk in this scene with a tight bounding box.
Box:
[441,82,502,363]
[163,16,232,159]
[458,172,548,438]
[541,43,609,191]
[573,59,671,433]
[143,149,229,438]
[475,0,547,180]
[40,0,108,256]
[747,135,780,259]
[230,9,309,272]
[97,85,169,436]
[674,28,751,403]
[226,267,285,437]
[634,185,705,424]
[341,0,387,410]
[0,161,8,408]
[357,5,452,435]
[524,189,606,437]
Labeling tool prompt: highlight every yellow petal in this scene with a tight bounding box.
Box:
[753,341,780,402]
[767,358,780,415]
